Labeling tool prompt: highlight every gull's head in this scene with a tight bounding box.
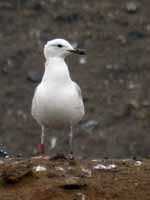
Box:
[44,38,85,59]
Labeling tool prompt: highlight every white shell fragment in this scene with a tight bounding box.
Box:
[93,164,116,170]
[76,193,86,200]
[55,166,65,171]
[81,167,92,178]
[134,161,142,166]
[33,165,47,172]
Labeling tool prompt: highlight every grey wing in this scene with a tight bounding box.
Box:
[73,82,85,118]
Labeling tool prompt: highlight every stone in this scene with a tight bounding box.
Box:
[128,31,145,40]
[79,57,87,65]
[2,162,32,184]
[126,2,138,13]
[62,177,87,190]
[117,35,127,45]
[80,120,99,131]
[0,149,9,158]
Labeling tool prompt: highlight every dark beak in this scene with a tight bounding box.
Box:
[68,48,85,55]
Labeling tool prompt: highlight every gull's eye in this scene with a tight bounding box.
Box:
[57,44,63,48]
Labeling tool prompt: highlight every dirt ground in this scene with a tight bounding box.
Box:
[0,157,149,200]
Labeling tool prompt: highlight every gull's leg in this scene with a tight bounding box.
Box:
[69,126,73,156]
[40,125,45,154]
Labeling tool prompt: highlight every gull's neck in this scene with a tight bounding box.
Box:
[42,57,71,84]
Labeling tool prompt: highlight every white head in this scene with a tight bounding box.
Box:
[44,38,85,59]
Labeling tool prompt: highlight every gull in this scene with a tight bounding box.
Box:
[31,38,85,155]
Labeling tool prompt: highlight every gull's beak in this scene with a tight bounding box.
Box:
[68,48,85,55]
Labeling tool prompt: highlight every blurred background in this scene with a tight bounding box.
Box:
[0,0,150,158]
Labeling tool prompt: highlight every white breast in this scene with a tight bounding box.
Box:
[31,82,84,128]
[31,57,84,128]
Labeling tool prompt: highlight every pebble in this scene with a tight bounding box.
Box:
[2,59,14,74]
[33,165,47,172]
[62,177,87,190]
[128,99,139,109]
[76,193,86,200]
[128,31,145,40]
[105,64,120,70]
[16,110,27,121]
[117,35,127,45]
[79,57,87,65]
[128,82,140,90]
[0,149,9,158]
[146,24,150,32]
[126,2,138,13]
[134,161,142,166]
[80,120,99,131]
[93,163,116,170]
[105,64,113,70]
[81,167,92,178]
[55,166,65,172]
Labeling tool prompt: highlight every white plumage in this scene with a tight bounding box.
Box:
[31,38,85,154]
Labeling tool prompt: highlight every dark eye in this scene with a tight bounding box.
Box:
[57,44,63,48]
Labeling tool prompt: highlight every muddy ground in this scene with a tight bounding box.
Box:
[1,0,150,157]
[0,157,149,200]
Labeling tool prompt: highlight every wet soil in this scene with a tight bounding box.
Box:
[0,157,149,200]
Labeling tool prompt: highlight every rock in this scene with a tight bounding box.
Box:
[79,57,87,65]
[27,70,43,83]
[75,193,86,200]
[126,2,139,13]
[1,59,14,74]
[105,64,120,70]
[128,31,145,40]
[2,162,33,184]
[80,120,99,131]
[105,64,113,70]
[33,165,47,172]
[16,109,27,121]
[93,163,116,170]
[141,100,150,107]
[146,24,150,32]
[1,67,8,74]
[128,99,140,109]
[62,177,87,190]
[128,82,141,90]
[50,153,67,161]
[117,35,127,45]
[134,160,142,166]
[0,149,9,158]
[81,167,92,178]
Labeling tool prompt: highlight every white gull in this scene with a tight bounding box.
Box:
[31,38,85,155]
